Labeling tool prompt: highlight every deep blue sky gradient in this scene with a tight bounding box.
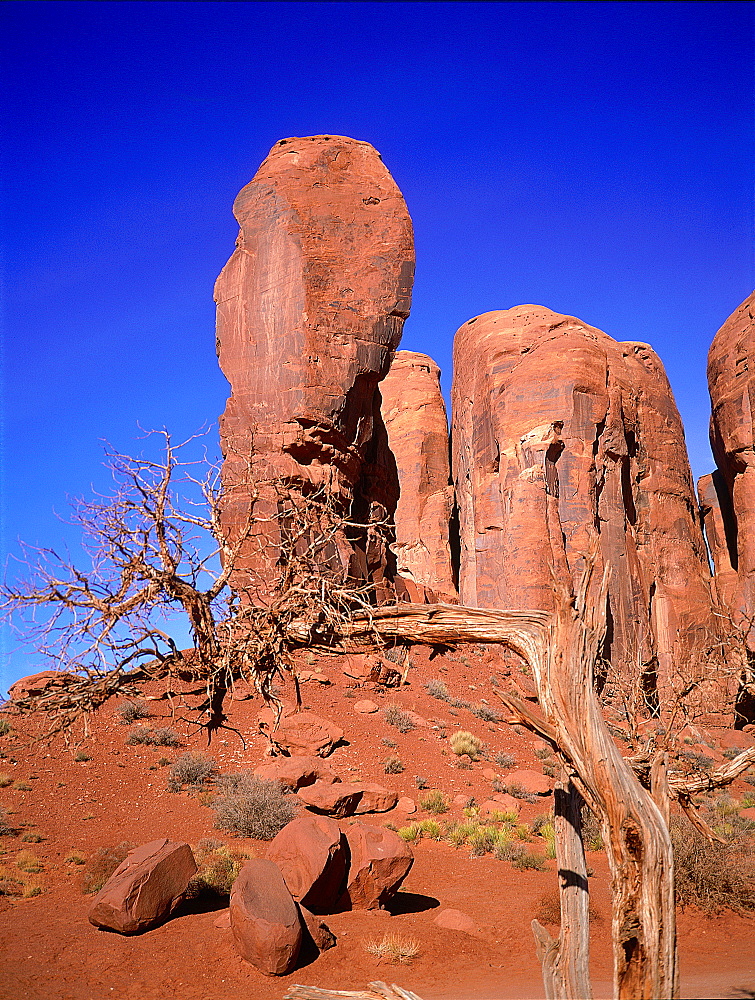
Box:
[1,1,753,693]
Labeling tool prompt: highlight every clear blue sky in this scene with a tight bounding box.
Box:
[1,1,753,694]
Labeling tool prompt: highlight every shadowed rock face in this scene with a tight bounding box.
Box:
[215,135,414,595]
[706,291,755,648]
[452,305,726,717]
[380,351,457,599]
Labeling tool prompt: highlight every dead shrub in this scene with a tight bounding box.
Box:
[383,756,405,775]
[384,705,416,734]
[0,807,13,836]
[424,679,450,702]
[127,726,180,747]
[81,841,135,894]
[168,752,216,792]
[211,774,298,840]
[535,888,603,925]
[117,699,150,725]
[670,816,755,914]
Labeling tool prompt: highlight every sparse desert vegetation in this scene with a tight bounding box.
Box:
[211,775,299,840]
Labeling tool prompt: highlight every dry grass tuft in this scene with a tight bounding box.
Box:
[671,815,755,914]
[364,932,420,964]
[449,730,482,759]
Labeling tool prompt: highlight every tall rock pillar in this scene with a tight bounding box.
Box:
[215,135,414,597]
[380,351,457,600]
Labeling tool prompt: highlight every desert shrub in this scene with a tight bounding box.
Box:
[489,809,518,824]
[168,752,215,792]
[538,821,556,859]
[0,868,22,896]
[469,825,499,856]
[424,679,450,702]
[16,850,42,873]
[670,816,755,914]
[364,932,419,964]
[414,775,428,789]
[187,840,250,898]
[0,807,13,836]
[532,813,553,835]
[535,889,602,925]
[450,697,471,710]
[14,781,31,791]
[384,705,416,734]
[381,737,397,748]
[418,818,443,840]
[127,726,180,747]
[75,751,91,762]
[398,822,422,843]
[534,747,552,760]
[471,703,501,723]
[419,790,450,815]
[117,699,150,724]
[21,832,43,843]
[513,850,546,871]
[494,752,515,769]
[383,756,404,775]
[0,719,12,737]
[449,730,482,759]
[722,746,744,760]
[65,851,86,865]
[212,774,298,840]
[582,806,604,851]
[494,839,526,863]
[0,774,11,788]
[515,823,532,841]
[81,841,135,894]
[505,782,536,803]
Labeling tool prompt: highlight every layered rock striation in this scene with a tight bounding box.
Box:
[452,305,725,716]
[215,135,414,596]
[380,351,457,599]
[705,291,755,647]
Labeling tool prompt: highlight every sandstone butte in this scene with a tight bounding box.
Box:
[703,290,755,660]
[215,135,414,599]
[380,350,458,600]
[451,305,729,720]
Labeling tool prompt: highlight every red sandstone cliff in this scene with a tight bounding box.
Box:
[380,351,457,600]
[215,135,414,596]
[706,291,755,649]
[451,305,726,718]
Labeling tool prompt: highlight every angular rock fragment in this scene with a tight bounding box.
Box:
[258,710,343,758]
[298,904,337,952]
[350,782,398,814]
[339,821,413,910]
[504,769,552,797]
[297,781,363,819]
[266,814,347,913]
[253,755,339,790]
[229,859,302,976]
[88,839,197,935]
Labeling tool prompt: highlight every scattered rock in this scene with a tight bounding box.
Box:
[740,807,755,823]
[350,782,398,814]
[88,839,197,935]
[213,909,231,929]
[506,769,552,796]
[488,793,521,815]
[253,755,340,790]
[298,781,363,818]
[354,700,380,714]
[258,710,343,758]
[433,907,479,936]
[229,859,302,976]
[298,904,337,952]
[339,821,413,910]
[481,767,498,781]
[397,796,416,814]
[266,814,347,913]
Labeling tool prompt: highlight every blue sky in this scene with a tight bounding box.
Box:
[1,1,753,693]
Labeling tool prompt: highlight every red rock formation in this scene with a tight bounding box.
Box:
[706,291,755,645]
[215,135,414,597]
[266,814,346,913]
[338,821,413,910]
[452,305,726,719]
[698,471,739,615]
[380,351,457,599]
[229,859,302,975]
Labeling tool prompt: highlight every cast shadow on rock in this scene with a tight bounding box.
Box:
[385,890,439,915]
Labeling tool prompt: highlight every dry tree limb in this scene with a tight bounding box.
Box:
[283,984,425,1000]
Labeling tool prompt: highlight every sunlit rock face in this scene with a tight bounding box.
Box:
[380,351,457,601]
[451,305,727,719]
[706,291,755,647]
[215,135,414,597]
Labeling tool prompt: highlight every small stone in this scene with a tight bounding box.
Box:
[339,821,413,910]
[397,796,416,814]
[506,768,552,796]
[354,700,380,714]
[433,908,479,936]
[298,781,363,818]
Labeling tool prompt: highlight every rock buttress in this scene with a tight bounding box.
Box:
[451,305,729,721]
